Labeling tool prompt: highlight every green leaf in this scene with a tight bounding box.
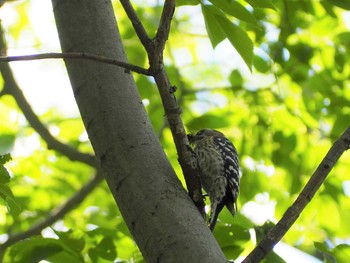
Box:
[254,221,275,242]
[314,241,331,253]
[326,0,350,10]
[136,75,157,99]
[0,184,22,217]
[336,32,350,45]
[0,166,10,184]
[87,227,117,238]
[6,195,22,217]
[320,1,337,17]
[47,250,84,263]
[333,244,350,262]
[0,184,14,199]
[215,224,250,259]
[54,229,85,253]
[0,153,11,165]
[243,0,277,10]
[201,4,226,48]
[176,0,200,6]
[215,15,253,71]
[187,113,231,130]
[201,4,253,70]
[9,237,63,263]
[209,0,257,25]
[0,134,16,154]
[331,113,350,139]
[253,55,270,73]
[89,236,117,261]
[229,69,243,87]
[99,236,117,260]
[265,251,287,263]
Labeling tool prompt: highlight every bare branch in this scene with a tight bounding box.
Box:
[243,125,350,263]
[119,0,205,214]
[155,0,175,54]
[119,0,152,52]
[0,52,151,76]
[0,172,103,258]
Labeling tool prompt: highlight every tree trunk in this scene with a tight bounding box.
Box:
[51,0,227,262]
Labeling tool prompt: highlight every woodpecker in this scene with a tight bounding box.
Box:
[188,129,240,231]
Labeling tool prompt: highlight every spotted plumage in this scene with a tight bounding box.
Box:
[188,129,240,231]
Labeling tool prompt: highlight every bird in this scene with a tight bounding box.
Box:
[188,129,240,231]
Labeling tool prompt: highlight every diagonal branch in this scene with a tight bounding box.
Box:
[120,0,205,216]
[119,0,152,53]
[243,125,350,263]
[0,172,103,259]
[0,52,151,76]
[154,0,175,55]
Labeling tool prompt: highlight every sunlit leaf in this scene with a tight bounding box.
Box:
[9,238,63,263]
[229,69,243,87]
[215,224,249,259]
[54,229,85,253]
[90,236,117,261]
[1,1,350,262]
[333,244,350,262]
[187,113,231,130]
[265,251,287,263]
[215,15,253,70]
[326,0,350,10]
[0,153,11,165]
[314,241,331,253]
[176,0,200,6]
[243,0,277,10]
[0,134,16,154]
[0,166,10,184]
[253,55,270,73]
[209,0,257,25]
[201,4,226,48]
[6,195,22,217]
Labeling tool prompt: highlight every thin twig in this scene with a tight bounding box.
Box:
[0,172,103,259]
[242,125,350,263]
[119,0,152,53]
[155,0,175,55]
[0,52,151,76]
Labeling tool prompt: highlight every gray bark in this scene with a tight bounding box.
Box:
[51,0,227,262]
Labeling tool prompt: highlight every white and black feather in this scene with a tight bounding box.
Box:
[189,129,240,231]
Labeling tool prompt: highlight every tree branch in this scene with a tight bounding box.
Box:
[120,0,205,216]
[155,0,175,55]
[0,172,103,259]
[149,1,205,216]
[243,125,350,263]
[119,0,152,53]
[0,52,151,76]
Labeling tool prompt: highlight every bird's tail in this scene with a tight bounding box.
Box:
[226,201,237,216]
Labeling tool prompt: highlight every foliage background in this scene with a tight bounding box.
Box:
[0,0,350,262]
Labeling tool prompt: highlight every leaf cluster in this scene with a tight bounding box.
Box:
[0,0,349,262]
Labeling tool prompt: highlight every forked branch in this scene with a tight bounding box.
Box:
[120,0,205,216]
